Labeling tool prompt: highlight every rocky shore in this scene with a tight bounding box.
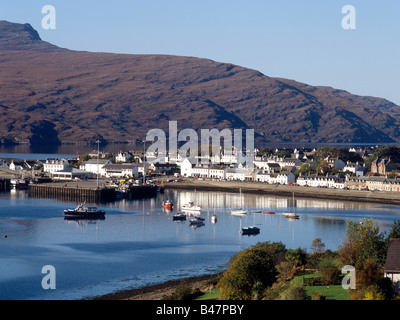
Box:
[92,274,220,300]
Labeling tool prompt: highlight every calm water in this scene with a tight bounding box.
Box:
[0,188,399,300]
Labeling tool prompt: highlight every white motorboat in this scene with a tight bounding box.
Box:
[182,201,201,213]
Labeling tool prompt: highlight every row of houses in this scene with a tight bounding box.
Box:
[41,158,180,180]
[180,159,296,185]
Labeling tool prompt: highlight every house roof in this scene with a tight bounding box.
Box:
[103,164,137,170]
[385,239,400,273]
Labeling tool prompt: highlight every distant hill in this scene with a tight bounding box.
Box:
[0,20,399,146]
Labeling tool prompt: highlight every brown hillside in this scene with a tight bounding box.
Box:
[0,20,399,146]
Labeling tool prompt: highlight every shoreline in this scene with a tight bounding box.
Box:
[91,273,221,300]
[163,180,400,206]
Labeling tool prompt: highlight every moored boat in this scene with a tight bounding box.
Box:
[172,213,186,221]
[182,201,201,213]
[231,209,248,216]
[63,204,105,219]
[241,226,260,235]
[162,200,174,210]
[263,211,275,214]
[189,217,205,226]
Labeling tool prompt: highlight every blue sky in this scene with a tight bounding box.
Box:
[1,0,400,104]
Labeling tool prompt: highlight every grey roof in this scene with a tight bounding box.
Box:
[386,239,400,272]
[103,164,137,170]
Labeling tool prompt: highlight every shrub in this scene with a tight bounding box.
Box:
[311,291,326,300]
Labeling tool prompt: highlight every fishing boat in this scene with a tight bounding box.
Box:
[63,204,105,219]
[10,178,28,189]
[172,213,186,221]
[241,226,260,235]
[182,201,201,213]
[162,200,174,210]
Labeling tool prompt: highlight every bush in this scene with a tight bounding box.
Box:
[164,280,198,300]
[318,258,341,285]
[279,284,306,300]
[311,291,326,300]
[217,242,286,300]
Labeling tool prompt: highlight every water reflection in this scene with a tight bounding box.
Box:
[0,188,399,300]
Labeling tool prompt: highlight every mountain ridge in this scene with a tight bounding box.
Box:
[0,20,399,146]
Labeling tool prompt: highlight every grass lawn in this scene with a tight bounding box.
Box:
[304,285,349,300]
[194,288,220,300]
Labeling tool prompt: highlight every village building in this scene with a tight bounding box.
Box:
[44,158,69,174]
[371,158,398,175]
[79,159,112,176]
[385,239,400,293]
[115,151,133,163]
[51,168,91,181]
[297,174,346,189]
[209,165,229,180]
[102,164,139,178]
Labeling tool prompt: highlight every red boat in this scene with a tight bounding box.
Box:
[162,200,174,210]
[263,211,275,214]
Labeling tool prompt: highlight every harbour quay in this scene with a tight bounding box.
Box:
[27,179,158,203]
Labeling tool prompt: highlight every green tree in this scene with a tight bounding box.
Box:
[338,218,386,268]
[217,242,286,300]
[285,248,307,270]
[311,238,326,253]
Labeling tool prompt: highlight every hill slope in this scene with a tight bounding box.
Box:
[0,20,399,146]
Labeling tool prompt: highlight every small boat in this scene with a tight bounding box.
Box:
[172,213,186,221]
[283,213,300,219]
[283,192,300,219]
[63,204,105,220]
[211,215,217,223]
[189,217,205,225]
[263,211,275,214]
[162,200,174,210]
[241,226,260,235]
[10,178,28,189]
[182,201,201,213]
[231,209,248,216]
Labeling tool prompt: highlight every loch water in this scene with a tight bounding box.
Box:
[0,188,399,300]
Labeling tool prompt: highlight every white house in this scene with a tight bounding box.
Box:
[79,159,112,176]
[297,175,345,189]
[275,172,296,185]
[209,165,229,180]
[180,158,193,177]
[115,151,133,163]
[255,171,295,185]
[191,164,210,178]
[102,164,139,178]
[44,158,69,174]
[343,161,362,174]
[9,160,23,171]
[226,166,258,181]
